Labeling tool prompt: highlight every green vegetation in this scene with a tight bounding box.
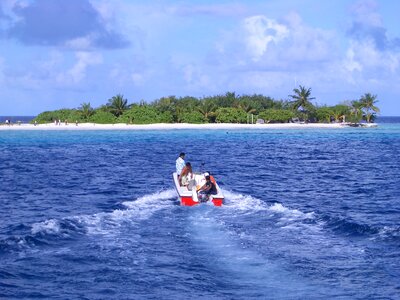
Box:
[289,85,316,122]
[79,102,94,120]
[107,94,130,117]
[215,107,247,123]
[89,110,116,124]
[32,87,380,124]
[258,109,295,123]
[117,105,173,124]
[34,109,82,124]
[359,93,380,123]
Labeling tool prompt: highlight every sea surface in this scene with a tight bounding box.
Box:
[0,116,36,124]
[1,119,400,299]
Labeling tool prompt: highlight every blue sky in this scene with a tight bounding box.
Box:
[0,0,399,115]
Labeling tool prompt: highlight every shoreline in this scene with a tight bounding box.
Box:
[0,122,377,131]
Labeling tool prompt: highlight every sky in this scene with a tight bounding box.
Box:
[0,0,400,116]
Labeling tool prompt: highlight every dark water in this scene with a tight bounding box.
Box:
[0,124,399,299]
[0,116,36,123]
[376,116,400,123]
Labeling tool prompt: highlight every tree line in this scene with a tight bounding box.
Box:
[33,87,380,124]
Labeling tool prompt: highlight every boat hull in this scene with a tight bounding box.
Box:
[181,195,224,207]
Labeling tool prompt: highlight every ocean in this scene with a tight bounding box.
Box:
[1,119,399,299]
[0,116,36,124]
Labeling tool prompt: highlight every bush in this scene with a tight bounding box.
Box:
[215,107,247,123]
[118,106,173,124]
[88,111,117,124]
[33,109,83,124]
[315,107,334,123]
[258,109,295,123]
[180,111,207,123]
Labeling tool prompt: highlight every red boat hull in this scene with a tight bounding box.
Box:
[180,196,223,207]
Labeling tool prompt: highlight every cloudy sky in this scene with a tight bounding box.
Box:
[1,0,399,115]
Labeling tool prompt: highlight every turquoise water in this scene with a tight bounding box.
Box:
[0,123,399,299]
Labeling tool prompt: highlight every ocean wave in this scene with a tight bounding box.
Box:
[221,190,270,212]
[319,215,400,241]
[222,190,315,221]
[73,189,176,235]
[0,189,177,254]
[216,190,322,239]
[268,203,315,219]
[31,219,85,236]
[328,218,378,236]
[378,226,400,240]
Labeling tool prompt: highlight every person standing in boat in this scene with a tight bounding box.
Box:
[176,152,185,178]
[180,162,193,187]
[197,173,217,201]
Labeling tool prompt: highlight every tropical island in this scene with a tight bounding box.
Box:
[6,86,380,127]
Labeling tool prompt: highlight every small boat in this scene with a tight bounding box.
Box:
[173,172,224,206]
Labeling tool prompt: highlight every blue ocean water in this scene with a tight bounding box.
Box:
[1,123,400,299]
[0,116,35,124]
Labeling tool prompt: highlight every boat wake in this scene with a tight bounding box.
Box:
[0,189,177,254]
[182,189,391,297]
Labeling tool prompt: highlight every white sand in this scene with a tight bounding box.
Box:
[0,122,356,130]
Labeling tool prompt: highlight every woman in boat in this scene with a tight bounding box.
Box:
[197,173,217,201]
[180,162,193,186]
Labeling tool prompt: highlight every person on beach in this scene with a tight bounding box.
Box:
[176,152,185,178]
[180,162,193,187]
[197,173,217,202]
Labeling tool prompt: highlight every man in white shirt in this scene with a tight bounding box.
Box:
[176,152,185,177]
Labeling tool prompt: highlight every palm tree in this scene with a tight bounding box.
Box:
[236,100,257,114]
[107,94,129,117]
[332,105,350,123]
[197,100,216,121]
[349,100,363,123]
[79,102,93,120]
[359,93,380,123]
[289,85,315,121]
[289,85,315,110]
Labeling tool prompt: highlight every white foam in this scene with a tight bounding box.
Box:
[269,203,315,220]
[222,189,269,212]
[31,219,60,235]
[79,189,177,235]
[379,226,400,238]
[221,190,315,221]
[31,189,177,236]
[122,189,176,209]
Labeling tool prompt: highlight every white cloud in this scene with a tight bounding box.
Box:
[57,51,103,85]
[344,46,362,73]
[343,39,400,78]
[64,36,94,50]
[215,12,337,74]
[243,15,289,61]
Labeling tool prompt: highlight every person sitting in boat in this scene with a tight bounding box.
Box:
[180,162,193,187]
[197,172,217,201]
[176,152,185,178]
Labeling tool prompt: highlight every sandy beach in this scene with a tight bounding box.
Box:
[0,122,360,130]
